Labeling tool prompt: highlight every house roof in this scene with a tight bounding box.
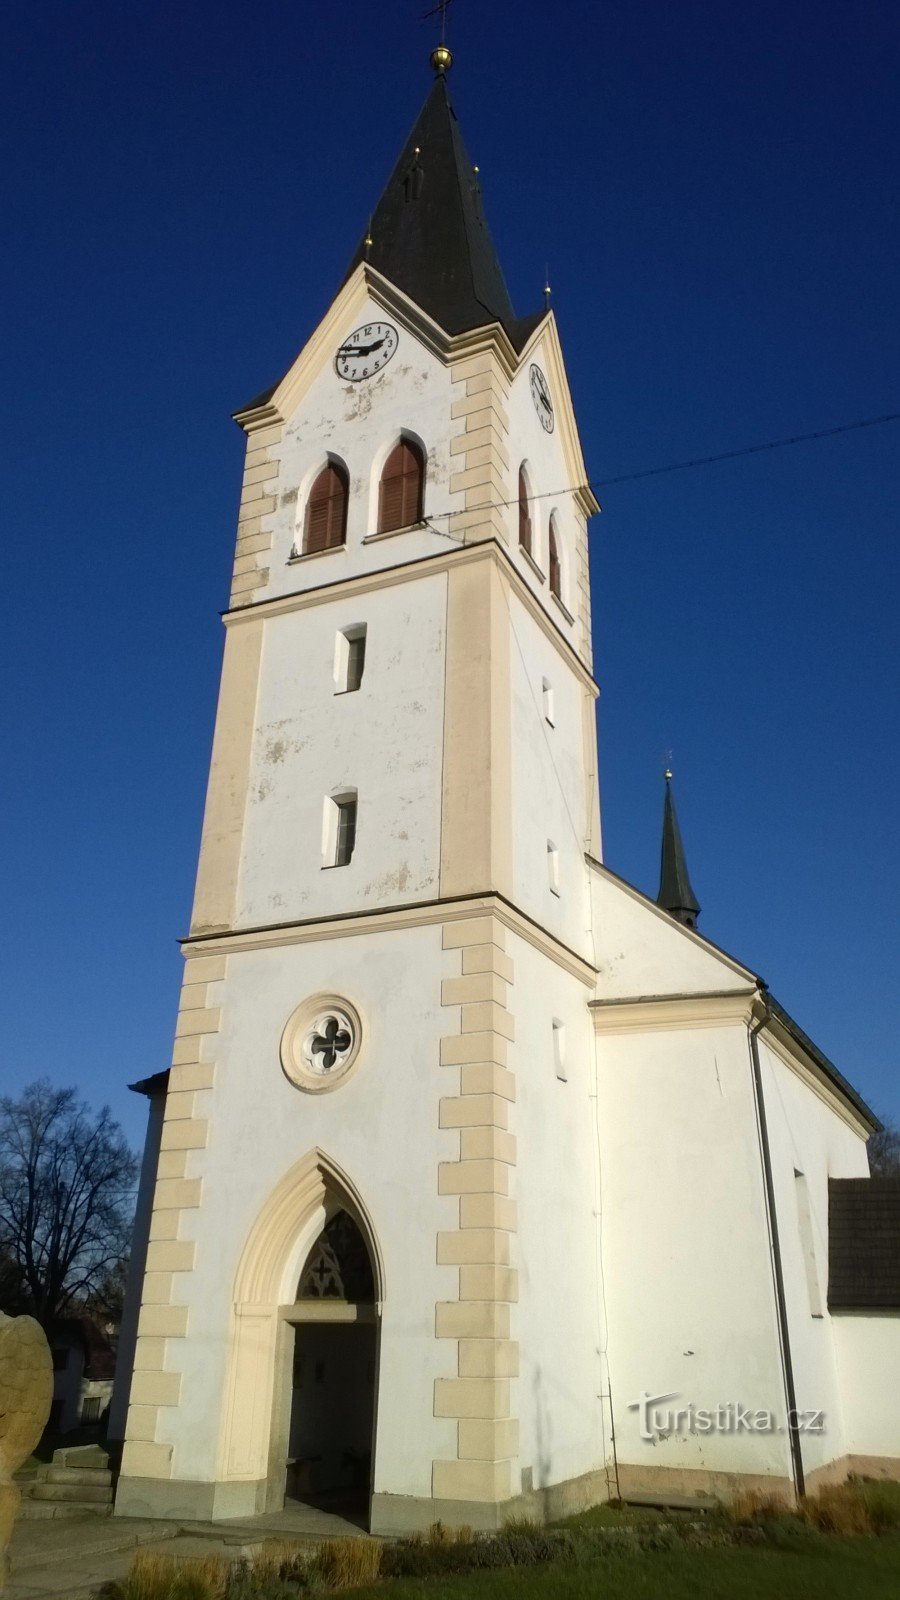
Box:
[51,1315,117,1380]
[828,1177,900,1309]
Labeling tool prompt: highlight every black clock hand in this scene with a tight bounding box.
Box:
[339,337,386,358]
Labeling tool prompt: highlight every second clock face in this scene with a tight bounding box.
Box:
[336,322,399,382]
[530,364,554,432]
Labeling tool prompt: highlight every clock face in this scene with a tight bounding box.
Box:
[529,363,555,432]
[335,321,399,382]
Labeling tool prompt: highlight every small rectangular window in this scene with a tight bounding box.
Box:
[346,632,366,691]
[334,624,367,693]
[794,1170,823,1316]
[542,678,555,726]
[547,840,560,896]
[335,798,357,866]
[323,790,358,868]
[552,1018,567,1081]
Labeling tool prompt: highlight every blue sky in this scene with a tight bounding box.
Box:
[1,1,897,1148]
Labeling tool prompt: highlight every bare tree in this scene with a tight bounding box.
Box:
[868,1116,900,1177]
[0,1079,138,1328]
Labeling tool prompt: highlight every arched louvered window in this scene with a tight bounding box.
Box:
[518,466,533,556]
[548,517,562,599]
[304,461,349,554]
[378,437,425,534]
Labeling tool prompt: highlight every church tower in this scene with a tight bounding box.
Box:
[114,54,609,1531]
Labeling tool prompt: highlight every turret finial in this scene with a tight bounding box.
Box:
[657,766,701,929]
[425,0,453,72]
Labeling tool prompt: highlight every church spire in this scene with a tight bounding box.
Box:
[342,69,540,351]
[657,770,701,929]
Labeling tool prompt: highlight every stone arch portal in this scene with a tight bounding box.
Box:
[217,1150,383,1515]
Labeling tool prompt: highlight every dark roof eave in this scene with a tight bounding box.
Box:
[129,1069,170,1098]
[765,997,880,1132]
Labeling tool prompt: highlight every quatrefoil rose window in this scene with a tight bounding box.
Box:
[281,995,362,1094]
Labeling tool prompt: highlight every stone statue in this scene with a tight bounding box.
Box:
[0,1312,53,1587]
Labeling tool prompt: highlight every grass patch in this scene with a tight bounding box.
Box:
[352,1532,900,1599]
[96,1480,900,1599]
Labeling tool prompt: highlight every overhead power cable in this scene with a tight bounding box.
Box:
[423,409,900,528]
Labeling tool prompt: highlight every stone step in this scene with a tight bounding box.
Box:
[17,1499,113,1520]
[31,1481,114,1505]
[46,1465,113,1487]
[51,1444,111,1471]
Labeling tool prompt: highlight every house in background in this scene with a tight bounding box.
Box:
[49,1316,117,1434]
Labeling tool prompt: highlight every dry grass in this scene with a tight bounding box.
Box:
[799,1483,873,1535]
[119,1550,229,1600]
[723,1488,793,1525]
[245,1538,311,1584]
[424,1521,475,1546]
[725,1479,899,1539]
[311,1535,384,1589]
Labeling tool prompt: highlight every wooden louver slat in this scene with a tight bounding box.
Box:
[549,521,561,598]
[518,467,532,554]
[304,462,349,553]
[378,438,425,534]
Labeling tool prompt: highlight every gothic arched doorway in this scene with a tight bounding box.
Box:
[284,1209,379,1520]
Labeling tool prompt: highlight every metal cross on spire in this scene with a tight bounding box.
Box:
[423,0,454,72]
[423,0,453,43]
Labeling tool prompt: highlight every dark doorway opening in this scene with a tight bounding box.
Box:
[285,1209,378,1522]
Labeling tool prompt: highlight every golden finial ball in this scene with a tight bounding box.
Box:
[431,45,453,74]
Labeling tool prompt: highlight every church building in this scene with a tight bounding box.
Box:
[110,50,899,1531]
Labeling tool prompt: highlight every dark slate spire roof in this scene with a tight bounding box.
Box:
[342,75,539,351]
[657,772,701,928]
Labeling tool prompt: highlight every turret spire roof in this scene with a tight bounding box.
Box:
[342,73,540,351]
[657,771,701,929]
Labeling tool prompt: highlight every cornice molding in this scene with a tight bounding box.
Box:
[184,892,597,987]
[223,537,599,693]
[591,990,758,1033]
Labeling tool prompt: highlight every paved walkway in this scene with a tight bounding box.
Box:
[6,1501,371,1599]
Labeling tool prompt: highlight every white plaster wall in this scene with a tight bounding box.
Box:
[508,593,593,961]
[505,333,585,640]
[831,1313,900,1459]
[161,923,461,1498]
[510,934,608,1489]
[258,294,467,603]
[597,1020,794,1481]
[591,867,754,1000]
[758,1040,871,1476]
[236,573,446,926]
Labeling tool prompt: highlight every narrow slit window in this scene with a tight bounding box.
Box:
[346,632,366,691]
[335,797,357,866]
[549,516,562,599]
[323,790,358,868]
[335,625,367,693]
[542,677,555,726]
[547,840,560,896]
[552,1019,567,1081]
[378,437,425,533]
[304,461,349,554]
[518,466,533,555]
[794,1170,823,1316]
